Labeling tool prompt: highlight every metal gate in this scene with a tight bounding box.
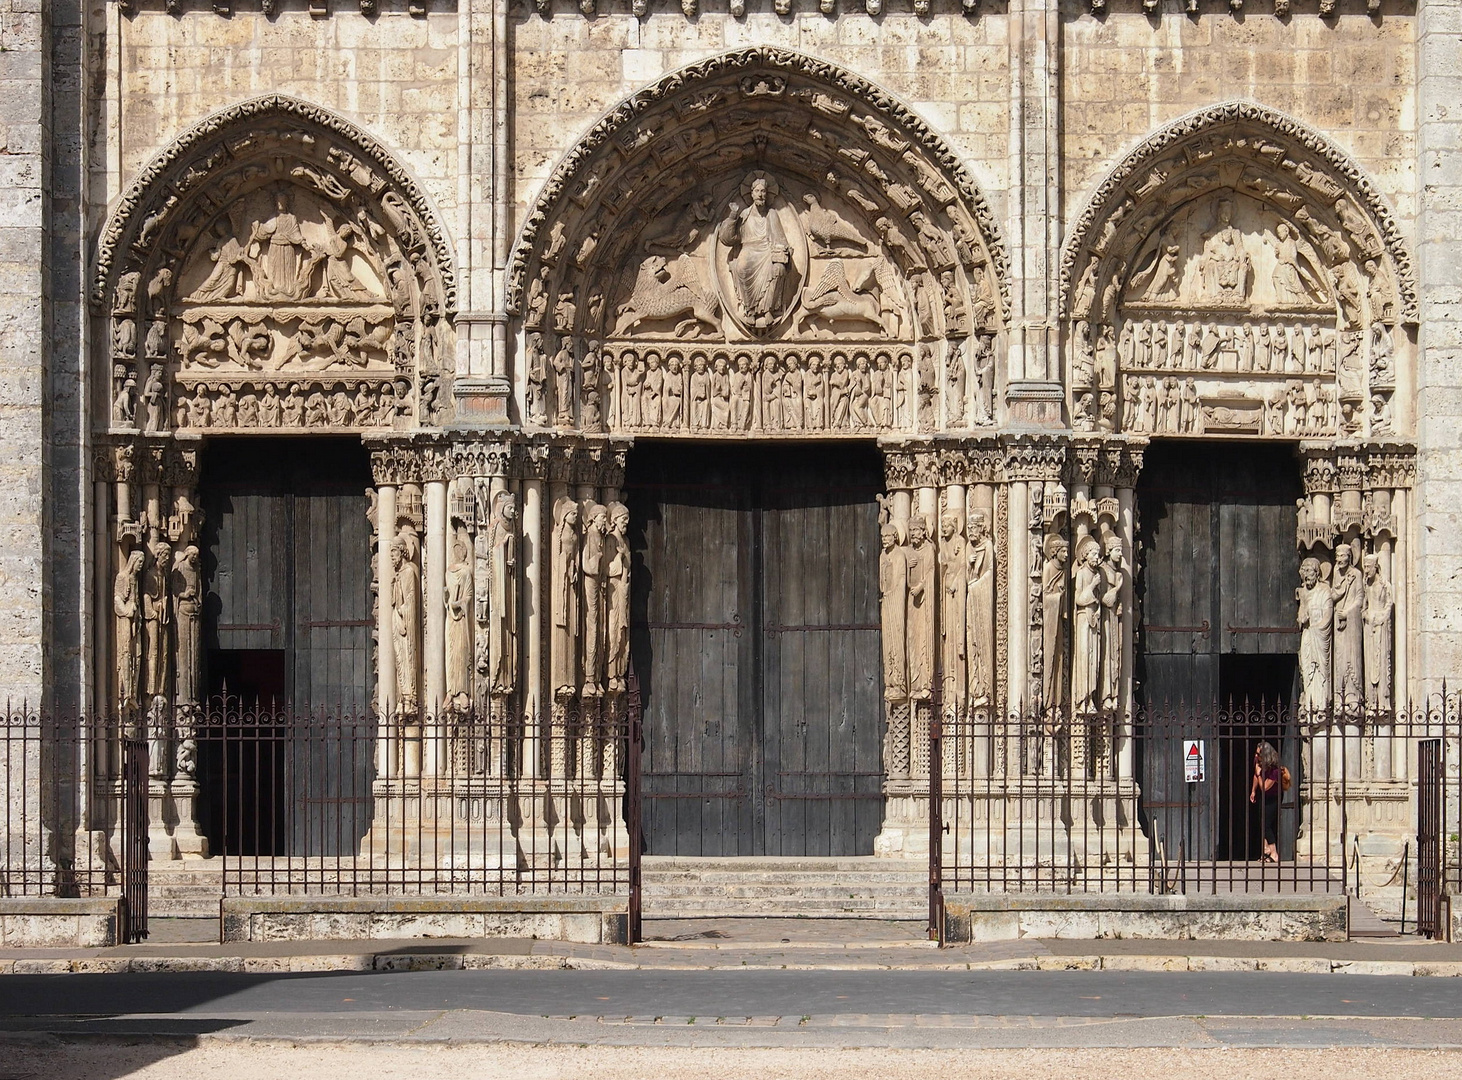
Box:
[118,728,150,943]
[1418,737,1444,939]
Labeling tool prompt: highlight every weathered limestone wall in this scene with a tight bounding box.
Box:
[1415,0,1462,695]
[509,10,1014,234]
[1060,7,1416,225]
[108,11,460,217]
[0,0,47,704]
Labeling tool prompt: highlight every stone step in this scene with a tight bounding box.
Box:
[643,857,924,872]
[642,899,927,916]
[642,886,926,901]
[643,870,926,884]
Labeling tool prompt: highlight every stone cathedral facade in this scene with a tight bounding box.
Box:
[2,0,1460,872]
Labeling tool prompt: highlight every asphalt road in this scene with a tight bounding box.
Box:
[0,969,1459,1022]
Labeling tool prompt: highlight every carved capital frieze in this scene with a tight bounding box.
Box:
[370,442,425,487]
[1002,436,1066,483]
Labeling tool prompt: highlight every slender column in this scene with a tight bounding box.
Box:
[1007,481,1030,715]
[522,477,544,778]
[423,480,448,775]
[1392,485,1409,779]
[377,483,398,777]
[1116,485,1136,780]
[93,480,111,723]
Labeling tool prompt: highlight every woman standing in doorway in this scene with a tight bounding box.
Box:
[1250,741,1283,864]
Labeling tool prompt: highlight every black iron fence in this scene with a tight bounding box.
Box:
[202,699,635,898]
[0,712,149,941]
[931,699,1462,931]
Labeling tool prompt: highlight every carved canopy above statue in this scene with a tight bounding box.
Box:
[1061,101,1415,443]
[95,95,455,435]
[508,48,1009,438]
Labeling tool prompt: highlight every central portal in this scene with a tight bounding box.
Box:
[627,442,885,857]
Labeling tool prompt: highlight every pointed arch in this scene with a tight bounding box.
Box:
[505,46,1009,327]
[92,95,459,435]
[93,94,456,314]
[1060,100,1415,326]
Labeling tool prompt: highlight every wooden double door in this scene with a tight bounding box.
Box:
[197,437,374,856]
[627,443,886,857]
[1135,441,1302,861]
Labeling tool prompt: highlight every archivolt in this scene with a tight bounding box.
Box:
[92,94,456,314]
[1060,100,1416,324]
[505,46,1009,326]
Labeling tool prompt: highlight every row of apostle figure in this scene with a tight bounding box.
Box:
[551,496,632,705]
[878,510,998,708]
[1296,543,1395,715]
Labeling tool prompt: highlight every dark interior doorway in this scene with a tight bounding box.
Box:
[196,438,373,856]
[627,441,885,857]
[1135,440,1303,864]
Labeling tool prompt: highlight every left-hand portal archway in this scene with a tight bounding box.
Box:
[509,48,1010,438]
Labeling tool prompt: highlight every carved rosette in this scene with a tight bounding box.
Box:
[509,49,1007,441]
[97,96,454,441]
[1062,104,1414,447]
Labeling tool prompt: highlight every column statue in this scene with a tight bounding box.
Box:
[391,527,421,716]
[938,512,967,711]
[1363,554,1394,712]
[1331,545,1364,713]
[604,503,631,694]
[1297,556,1335,716]
[170,544,201,706]
[1071,536,1103,715]
[966,510,996,709]
[444,529,473,711]
[904,516,936,701]
[142,539,173,703]
[550,497,581,702]
[1040,535,1069,716]
[879,522,908,701]
[486,491,518,696]
[580,502,608,697]
[115,547,145,714]
[1100,535,1128,712]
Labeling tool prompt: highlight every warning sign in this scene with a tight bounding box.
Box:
[1183,740,1205,783]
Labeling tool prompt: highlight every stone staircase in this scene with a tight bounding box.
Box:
[641,856,929,921]
[145,860,224,918]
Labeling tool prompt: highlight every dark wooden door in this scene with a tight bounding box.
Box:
[1135,441,1302,863]
[628,443,885,857]
[198,438,373,856]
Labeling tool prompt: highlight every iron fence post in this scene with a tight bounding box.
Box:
[626,664,643,946]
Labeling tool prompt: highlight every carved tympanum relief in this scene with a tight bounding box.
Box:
[510,51,1006,438]
[100,98,453,439]
[1064,108,1413,443]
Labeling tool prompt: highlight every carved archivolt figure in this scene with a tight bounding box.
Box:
[605,503,631,695]
[580,502,609,697]
[879,522,908,702]
[966,510,996,708]
[115,548,145,713]
[937,512,967,709]
[1297,556,1335,715]
[904,516,936,701]
[1363,554,1394,711]
[1040,534,1069,716]
[445,530,473,710]
[171,544,201,706]
[1331,544,1364,712]
[142,539,173,701]
[391,528,422,716]
[486,491,518,696]
[551,497,582,702]
[1071,536,1103,715]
